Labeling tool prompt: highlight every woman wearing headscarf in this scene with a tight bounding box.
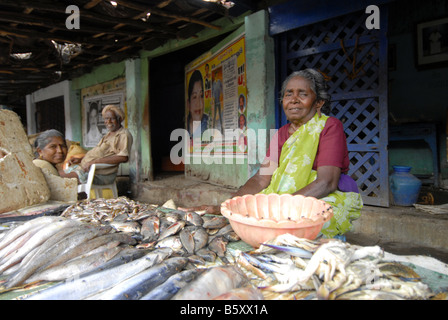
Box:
[66,104,133,185]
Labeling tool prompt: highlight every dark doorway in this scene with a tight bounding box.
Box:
[35,96,65,133]
[149,35,230,178]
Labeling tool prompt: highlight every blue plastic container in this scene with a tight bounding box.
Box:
[389,166,422,206]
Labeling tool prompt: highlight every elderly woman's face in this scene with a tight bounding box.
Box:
[282,76,322,125]
[38,136,67,165]
[103,110,121,132]
[188,81,204,122]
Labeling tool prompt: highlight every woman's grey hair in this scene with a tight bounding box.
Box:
[34,129,65,157]
[280,68,332,114]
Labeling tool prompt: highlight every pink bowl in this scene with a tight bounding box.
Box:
[221,194,333,248]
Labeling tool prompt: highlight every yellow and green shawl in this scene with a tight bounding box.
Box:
[260,113,363,237]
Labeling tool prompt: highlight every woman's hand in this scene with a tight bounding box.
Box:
[68,157,82,166]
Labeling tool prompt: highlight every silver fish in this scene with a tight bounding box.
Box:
[155,236,183,252]
[0,219,81,274]
[208,236,229,263]
[172,265,249,300]
[158,220,186,241]
[192,227,208,252]
[78,247,148,278]
[25,248,173,300]
[179,227,195,255]
[0,216,64,251]
[87,257,188,300]
[185,211,204,227]
[109,220,141,233]
[42,232,135,271]
[202,216,229,229]
[3,224,86,284]
[3,226,112,288]
[195,248,217,263]
[25,246,122,283]
[140,216,160,242]
[140,268,205,300]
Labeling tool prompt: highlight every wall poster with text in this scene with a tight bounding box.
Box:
[185,34,247,161]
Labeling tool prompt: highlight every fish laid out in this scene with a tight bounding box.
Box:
[234,234,442,300]
[0,216,137,290]
[60,197,240,265]
[1,197,446,300]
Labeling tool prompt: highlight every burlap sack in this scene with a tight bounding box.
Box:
[0,110,50,214]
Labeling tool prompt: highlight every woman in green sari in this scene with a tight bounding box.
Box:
[183,69,363,238]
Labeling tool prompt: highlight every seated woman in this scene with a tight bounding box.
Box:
[181,69,363,238]
[33,129,78,201]
[33,129,69,176]
[65,104,133,185]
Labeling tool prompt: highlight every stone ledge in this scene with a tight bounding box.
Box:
[350,205,448,251]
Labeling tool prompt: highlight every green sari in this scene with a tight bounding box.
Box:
[260,113,363,238]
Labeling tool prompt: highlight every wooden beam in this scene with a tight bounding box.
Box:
[0,0,178,35]
[113,0,222,30]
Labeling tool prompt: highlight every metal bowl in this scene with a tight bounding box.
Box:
[221,193,333,248]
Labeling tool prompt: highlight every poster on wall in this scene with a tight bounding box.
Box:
[83,92,125,148]
[185,34,247,161]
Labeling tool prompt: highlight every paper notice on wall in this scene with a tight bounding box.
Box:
[222,55,238,134]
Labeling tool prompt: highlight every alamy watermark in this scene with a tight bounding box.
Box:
[65,5,80,30]
[169,121,278,174]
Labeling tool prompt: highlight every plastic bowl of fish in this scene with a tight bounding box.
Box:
[221,194,333,248]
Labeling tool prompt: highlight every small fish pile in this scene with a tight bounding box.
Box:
[60,197,240,265]
[235,234,439,300]
[0,216,139,290]
[60,196,158,224]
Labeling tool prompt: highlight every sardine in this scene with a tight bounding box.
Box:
[25,248,173,300]
[140,268,205,300]
[87,257,188,300]
[172,265,249,300]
